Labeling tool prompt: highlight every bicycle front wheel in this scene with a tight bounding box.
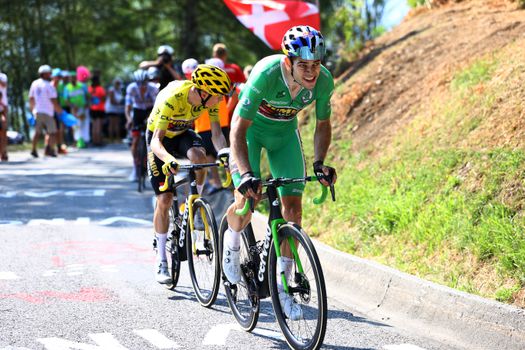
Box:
[165,205,181,290]
[219,215,259,332]
[186,198,220,307]
[268,223,327,350]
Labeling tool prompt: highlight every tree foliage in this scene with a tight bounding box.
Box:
[0,0,386,133]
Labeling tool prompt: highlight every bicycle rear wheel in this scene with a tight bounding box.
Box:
[268,223,327,350]
[186,198,220,307]
[219,215,260,331]
[165,204,181,290]
[137,136,147,192]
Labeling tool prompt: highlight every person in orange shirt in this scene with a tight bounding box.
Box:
[182,58,231,194]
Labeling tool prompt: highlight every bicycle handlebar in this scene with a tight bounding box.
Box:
[158,161,232,192]
[234,176,336,216]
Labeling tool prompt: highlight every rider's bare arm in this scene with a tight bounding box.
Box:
[210,120,228,152]
[313,118,331,163]
[150,128,173,163]
[230,114,253,175]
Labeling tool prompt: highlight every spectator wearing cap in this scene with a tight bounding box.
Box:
[50,68,68,154]
[0,72,8,161]
[211,43,246,84]
[28,65,67,158]
[105,77,125,142]
[139,45,183,90]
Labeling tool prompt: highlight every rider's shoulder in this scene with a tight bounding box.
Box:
[251,55,284,77]
[316,65,334,91]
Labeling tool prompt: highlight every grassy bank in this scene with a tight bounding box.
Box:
[301,40,525,305]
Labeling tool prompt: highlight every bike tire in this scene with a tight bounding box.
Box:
[137,135,147,192]
[165,204,181,290]
[186,198,221,307]
[219,215,260,331]
[268,223,327,350]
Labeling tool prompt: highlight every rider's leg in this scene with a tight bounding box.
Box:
[186,146,208,194]
[154,192,173,259]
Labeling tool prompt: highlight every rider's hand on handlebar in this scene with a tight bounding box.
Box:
[313,161,337,187]
[236,171,262,199]
[162,156,179,176]
[217,147,230,168]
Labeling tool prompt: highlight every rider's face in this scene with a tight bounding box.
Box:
[292,58,321,89]
[198,90,222,107]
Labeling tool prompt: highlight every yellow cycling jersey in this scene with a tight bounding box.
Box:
[147,80,220,138]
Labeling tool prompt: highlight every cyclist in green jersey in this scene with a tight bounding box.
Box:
[222,26,337,320]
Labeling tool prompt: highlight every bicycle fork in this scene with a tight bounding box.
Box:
[265,186,305,294]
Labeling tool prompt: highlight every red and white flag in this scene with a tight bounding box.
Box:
[223,0,320,50]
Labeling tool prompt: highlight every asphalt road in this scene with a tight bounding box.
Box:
[0,144,452,350]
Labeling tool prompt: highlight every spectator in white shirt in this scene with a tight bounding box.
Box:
[28,65,66,158]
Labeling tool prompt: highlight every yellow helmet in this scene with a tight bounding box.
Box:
[191,64,232,96]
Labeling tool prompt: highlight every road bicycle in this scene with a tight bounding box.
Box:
[219,176,335,350]
[154,162,231,307]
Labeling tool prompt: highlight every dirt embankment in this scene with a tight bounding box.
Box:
[332,0,525,154]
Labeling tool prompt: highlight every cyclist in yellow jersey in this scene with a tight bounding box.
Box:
[147,64,232,284]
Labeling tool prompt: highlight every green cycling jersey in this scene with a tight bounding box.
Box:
[232,54,334,196]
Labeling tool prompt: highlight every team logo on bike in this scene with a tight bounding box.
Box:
[258,227,272,282]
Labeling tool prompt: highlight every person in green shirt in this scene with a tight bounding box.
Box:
[222,26,338,321]
[65,72,90,148]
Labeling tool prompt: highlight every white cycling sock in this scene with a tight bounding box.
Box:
[224,227,241,250]
[155,232,168,262]
[277,256,294,292]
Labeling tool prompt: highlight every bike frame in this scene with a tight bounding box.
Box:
[237,177,330,297]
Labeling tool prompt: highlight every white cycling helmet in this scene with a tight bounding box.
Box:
[38,65,52,74]
[204,57,225,69]
[182,58,199,75]
[157,45,174,56]
[147,66,160,80]
[0,73,7,84]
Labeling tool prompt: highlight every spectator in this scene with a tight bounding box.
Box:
[227,64,253,120]
[181,58,198,80]
[147,66,161,89]
[65,71,90,148]
[0,72,8,161]
[88,75,106,146]
[28,65,65,158]
[139,45,183,90]
[211,43,246,84]
[105,77,125,142]
[51,68,68,154]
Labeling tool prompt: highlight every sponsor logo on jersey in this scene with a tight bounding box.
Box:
[248,85,261,94]
[168,120,193,131]
[258,100,299,121]
[165,102,174,110]
[242,98,251,106]
[301,90,313,104]
[276,90,286,98]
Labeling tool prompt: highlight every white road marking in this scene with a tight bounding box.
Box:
[38,332,129,350]
[0,191,17,198]
[0,220,23,226]
[202,323,283,345]
[203,323,239,345]
[42,270,59,277]
[384,344,428,350]
[27,218,66,226]
[76,217,91,225]
[0,271,20,280]
[133,329,179,348]
[98,216,150,226]
[25,191,63,198]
